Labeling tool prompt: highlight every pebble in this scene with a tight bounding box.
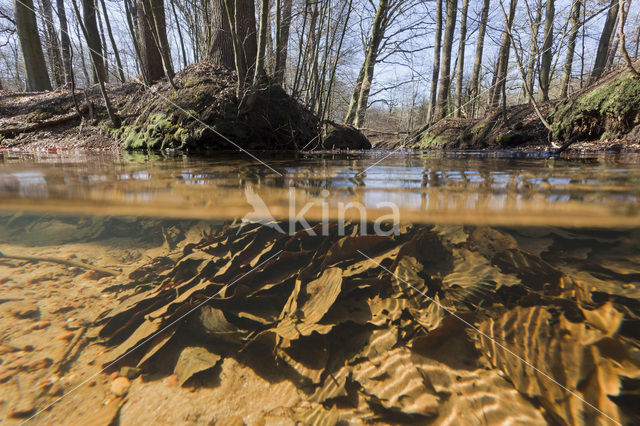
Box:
[110,377,130,396]
[165,374,179,387]
[48,383,63,396]
[8,398,35,418]
[88,380,96,387]
[119,367,141,380]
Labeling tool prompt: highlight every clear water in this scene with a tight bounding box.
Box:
[1,151,639,424]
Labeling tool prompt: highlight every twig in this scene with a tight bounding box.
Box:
[0,251,119,276]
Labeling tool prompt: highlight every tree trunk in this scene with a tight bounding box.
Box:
[169,0,188,69]
[591,0,619,80]
[56,0,73,86]
[489,0,517,109]
[274,0,292,85]
[560,0,581,97]
[81,0,106,85]
[14,0,52,91]
[538,0,554,101]
[236,0,258,80]
[524,0,542,100]
[40,0,63,87]
[468,0,489,118]
[100,0,126,83]
[208,0,235,69]
[137,0,174,84]
[454,0,469,118]
[70,0,120,127]
[254,0,269,83]
[427,0,443,123]
[344,0,390,127]
[434,0,457,120]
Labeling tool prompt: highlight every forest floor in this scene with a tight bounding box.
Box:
[1,62,639,153]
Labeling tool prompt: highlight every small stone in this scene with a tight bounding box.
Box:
[29,321,51,331]
[164,374,179,387]
[22,345,35,352]
[88,380,96,387]
[56,331,75,341]
[8,398,35,418]
[63,253,77,260]
[48,383,63,396]
[110,377,130,396]
[119,367,141,380]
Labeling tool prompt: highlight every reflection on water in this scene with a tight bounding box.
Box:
[1,152,640,423]
[1,151,640,226]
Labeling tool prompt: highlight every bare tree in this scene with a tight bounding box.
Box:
[454,0,469,118]
[468,0,490,118]
[560,0,582,97]
[537,0,554,101]
[56,0,73,85]
[591,0,619,80]
[39,0,63,87]
[344,0,391,127]
[434,0,457,120]
[427,0,442,123]
[13,0,52,91]
[81,0,106,84]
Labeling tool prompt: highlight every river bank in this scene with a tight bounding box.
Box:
[1,63,638,154]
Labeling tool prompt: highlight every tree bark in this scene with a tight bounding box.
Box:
[489,0,517,109]
[236,0,258,79]
[524,0,542,100]
[434,0,457,120]
[100,0,126,83]
[617,0,639,79]
[274,0,292,85]
[427,0,443,123]
[70,0,120,127]
[40,0,63,87]
[14,0,52,91]
[169,0,188,69]
[454,0,469,118]
[344,0,390,127]
[254,0,269,83]
[591,0,619,80]
[81,0,106,85]
[468,0,489,118]
[560,0,581,97]
[56,0,73,86]
[137,0,174,84]
[538,0,554,101]
[208,0,235,69]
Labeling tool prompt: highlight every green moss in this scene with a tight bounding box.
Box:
[414,132,449,149]
[118,114,192,150]
[550,73,640,140]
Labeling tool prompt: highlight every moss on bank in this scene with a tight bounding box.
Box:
[550,73,640,141]
[106,63,322,151]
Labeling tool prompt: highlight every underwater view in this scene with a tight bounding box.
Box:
[1,152,640,424]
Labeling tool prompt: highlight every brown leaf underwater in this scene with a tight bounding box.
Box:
[93,222,640,424]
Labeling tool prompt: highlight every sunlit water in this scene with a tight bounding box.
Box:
[1,151,640,424]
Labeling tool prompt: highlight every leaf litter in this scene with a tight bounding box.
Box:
[92,221,640,424]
